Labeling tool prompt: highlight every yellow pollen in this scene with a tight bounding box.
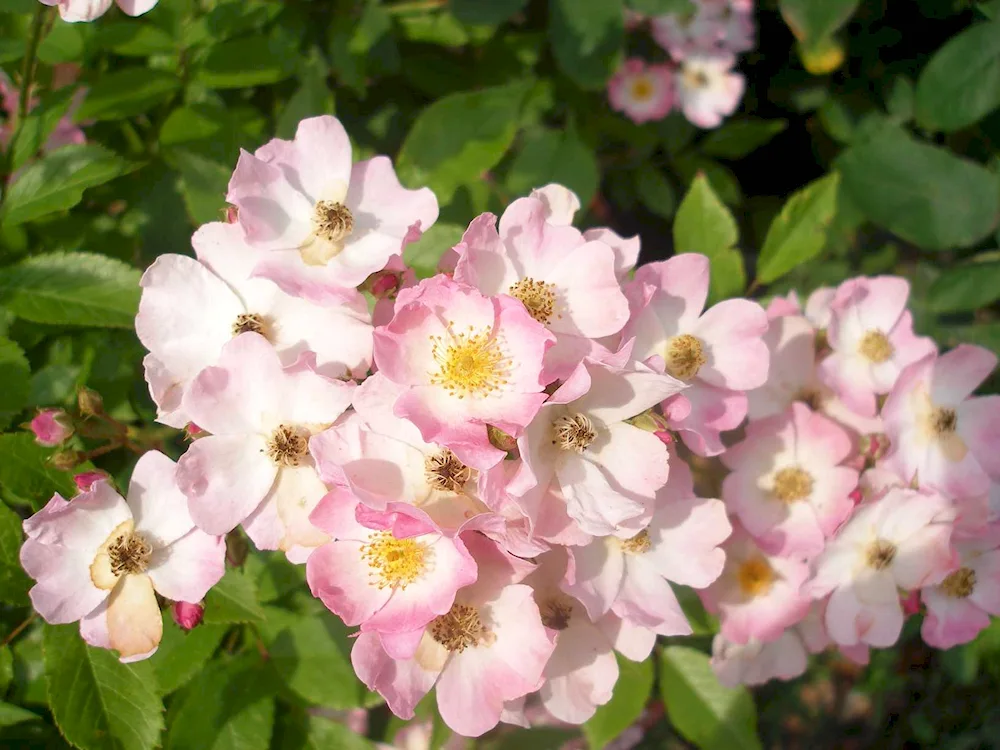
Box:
[552,413,597,452]
[508,277,557,324]
[629,77,655,101]
[683,68,710,89]
[737,556,774,597]
[108,531,152,575]
[360,531,427,590]
[424,449,472,492]
[429,326,510,399]
[664,334,707,381]
[232,312,267,338]
[858,330,893,364]
[772,467,814,503]
[866,539,897,570]
[940,567,976,598]
[313,200,354,245]
[430,603,494,652]
[265,424,309,467]
[540,596,574,631]
[930,407,958,435]
[621,530,652,554]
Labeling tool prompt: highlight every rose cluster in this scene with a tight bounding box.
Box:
[609,0,754,128]
[19,115,1000,737]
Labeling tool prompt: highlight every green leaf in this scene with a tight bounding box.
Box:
[0,252,140,328]
[168,149,231,226]
[674,154,742,206]
[403,223,465,278]
[44,623,164,750]
[660,646,761,750]
[397,82,529,204]
[0,702,40,727]
[203,568,266,625]
[0,500,30,606]
[37,22,84,65]
[700,118,788,160]
[150,614,227,696]
[94,22,176,56]
[635,164,677,220]
[195,34,296,89]
[549,0,624,89]
[450,0,528,24]
[1,145,128,227]
[276,51,334,140]
[506,127,599,206]
[778,0,859,42]
[274,710,375,750]
[756,173,840,285]
[0,0,36,12]
[76,69,179,122]
[164,654,275,750]
[928,257,1000,313]
[261,608,368,709]
[583,654,654,749]
[707,247,746,302]
[838,128,1000,251]
[9,86,79,172]
[626,0,694,12]
[0,338,29,429]
[674,174,738,256]
[0,433,76,510]
[914,21,1000,132]
[0,645,12,695]
[0,38,25,63]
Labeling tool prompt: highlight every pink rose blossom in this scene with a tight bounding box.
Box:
[921,534,1000,649]
[171,601,204,631]
[809,487,956,647]
[623,253,769,455]
[227,116,438,303]
[701,524,811,645]
[722,402,859,559]
[351,534,555,737]
[29,409,72,446]
[372,275,553,471]
[711,631,807,686]
[651,1,755,60]
[176,333,353,559]
[20,451,225,661]
[137,221,372,428]
[39,0,157,22]
[881,345,1000,500]
[608,59,675,125]
[675,55,745,128]
[819,276,936,417]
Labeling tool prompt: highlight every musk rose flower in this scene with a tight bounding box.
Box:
[921,534,1000,649]
[28,409,72,446]
[608,59,675,125]
[675,55,745,129]
[39,0,157,23]
[20,451,224,661]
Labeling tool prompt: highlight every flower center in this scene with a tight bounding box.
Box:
[737,556,774,597]
[865,538,897,570]
[539,595,574,631]
[424,449,472,492]
[621,530,651,554]
[552,413,597,452]
[360,530,427,590]
[430,603,494,652]
[858,330,893,363]
[313,200,354,245]
[683,68,710,89]
[265,424,309,467]
[930,407,957,435]
[629,77,655,102]
[664,334,706,380]
[772,467,814,503]
[108,531,152,576]
[232,312,267,338]
[940,567,976,598]
[429,327,510,399]
[507,277,557,324]
[795,388,824,411]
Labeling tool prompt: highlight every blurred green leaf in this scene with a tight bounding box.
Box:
[0,499,29,606]
[627,0,694,12]
[0,645,12,695]
[164,654,274,750]
[44,623,164,750]
[838,128,1000,251]
[2,145,128,227]
[674,154,743,205]
[779,0,859,42]
[0,433,75,510]
[636,164,677,220]
[914,21,1000,132]
[701,119,787,160]
[451,0,528,24]
[203,568,265,625]
[76,69,179,122]
[276,51,334,140]
[0,0,36,12]
[397,11,470,47]
[583,653,654,749]
[94,22,176,56]
[0,338,29,430]
[506,127,599,206]
[660,646,761,750]
[9,86,79,173]
[928,257,1000,313]
[150,614,226,696]
[403,222,465,278]
[274,710,374,750]
[885,76,914,121]
[0,38,25,62]
[328,1,398,94]
[674,173,738,256]
[196,33,296,89]
[0,252,140,328]
[0,702,39,727]
[37,22,84,65]
[397,82,529,204]
[549,0,624,90]
[168,149,231,225]
[756,172,840,284]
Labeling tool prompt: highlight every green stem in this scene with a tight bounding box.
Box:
[16,6,49,130]
[384,0,446,14]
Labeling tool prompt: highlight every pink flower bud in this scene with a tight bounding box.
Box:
[225,205,238,223]
[73,471,106,494]
[29,409,72,447]
[653,429,674,447]
[171,601,204,631]
[185,422,205,440]
[368,270,401,300]
[900,590,921,616]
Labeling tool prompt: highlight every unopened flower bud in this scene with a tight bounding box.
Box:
[487,424,518,458]
[50,450,81,471]
[365,269,402,300]
[28,409,73,446]
[171,601,204,631]
[185,422,205,440]
[859,433,889,462]
[77,387,104,417]
[74,471,106,493]
[224,205,238,224]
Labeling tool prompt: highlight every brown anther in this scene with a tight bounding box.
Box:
[265,424,309,467]
[940,567,976,598]
[664,334,707,381]
[858,330,893,364]
[772,467,814,503]
[232,312,266,337]
[553,413,597,452]
[508,277,557,324]
[865,539,897,570]
[313,201,354,244]
[430,603,493,652]
[108,531,152,575]
[621,530,652,554]
[930,407,957,435]
[424,449,472,493]
[540,596,574,631]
